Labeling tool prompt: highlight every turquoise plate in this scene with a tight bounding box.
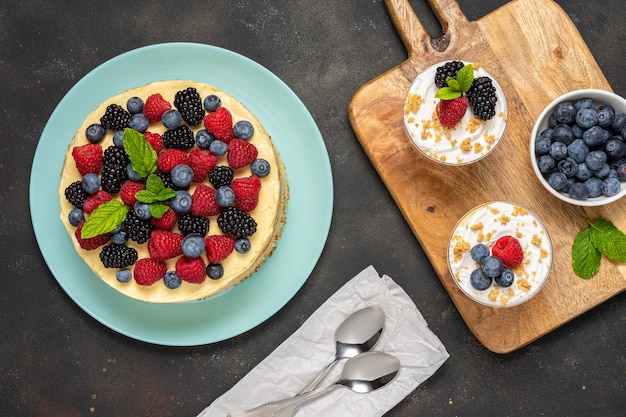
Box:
[30,43,333,346]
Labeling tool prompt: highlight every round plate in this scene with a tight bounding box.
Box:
[30,43,333,346]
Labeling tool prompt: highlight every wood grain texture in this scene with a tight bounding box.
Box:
[349,0,626,353]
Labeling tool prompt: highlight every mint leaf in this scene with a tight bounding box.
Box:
[149,202,170,218]
[81,200,128,239]
[589,219,626,262]
[446,77,461,91]
[456,64,474,92]
[157,187,176,201]
[146,174,164,194]
[135,189,159,204]
[572,228,602,279]
[435,87,462,100]
[122,128,157,177]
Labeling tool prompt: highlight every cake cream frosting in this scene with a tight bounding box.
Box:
[59,80,288,303]
[448,202,552,307]
[404,62,508,165]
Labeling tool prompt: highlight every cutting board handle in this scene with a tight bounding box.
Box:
[385,0,468,55]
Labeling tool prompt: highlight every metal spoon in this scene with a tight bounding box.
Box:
[226,352,400,417]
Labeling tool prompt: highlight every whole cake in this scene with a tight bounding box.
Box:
[59,80,288,303]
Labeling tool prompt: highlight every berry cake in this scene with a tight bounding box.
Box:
[404,61,508,165]
[59,80,288,303]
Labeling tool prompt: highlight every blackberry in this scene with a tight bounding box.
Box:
[217,207,257,238]
[162,125,195,149]
[64,180,89,208]
[124,209,154,244]
[178,213,210,236]
[100,104,131,131]
[101,145,129,194]
[174,87,205,126]
[155,171,176,190]
[99,244,138,268]
[467,76,497,121]
[207,165,233,189]
[434,60,465,88]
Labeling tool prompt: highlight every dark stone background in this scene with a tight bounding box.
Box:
[1,1,623,416]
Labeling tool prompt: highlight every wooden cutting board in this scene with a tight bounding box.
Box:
[349,0,626,353]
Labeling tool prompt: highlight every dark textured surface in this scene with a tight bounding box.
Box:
[1,1,624,416]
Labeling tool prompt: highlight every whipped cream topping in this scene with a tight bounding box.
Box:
[404,62,508,165]
[448,202,552,307]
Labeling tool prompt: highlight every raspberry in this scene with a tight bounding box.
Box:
[143,131,163,153]
[75,221,110,250]
[72,143,103,176]
[175,256,206,284]
[227,139,258,169]
[174,87,205,126]
[147,230,184,260]
[151,207,179,230]
[231,175,261,212]
[83,190,113,214]
[157,148,188,173]
[100,104,130,131]
[437,96,468,128]
[134,258,167,286]
[186,148,217,182]
[190,184,222,217]
[203,107,234,143]
[99,244,138,268]
[492,236,524,268]
[205,235,235,264]
[143,93,172,123]
[119,180,145,206]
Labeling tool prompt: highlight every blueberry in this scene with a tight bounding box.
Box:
[251,159,271,178]
[126,96,144,114]
[548,172,568,191]
[553,101,576,124]
[171,164,194,188]
[616,163,626,180]
[164,271,182,289]
[206,263,224,280]
[181,234,205,258]
[537,154,556,174]
[233,120,254,140]
[605,138,626,159]
[171,190,192,213]
[481,255,504,278]
[81,173,101,194]
[85,123,106,143]
[126,163,142,181]
[209,140,227,156]
[162,109,183,129]
[129,113,149,132]
[551,125,573,145]
[116,269,132,283]
[568,182,589,200]
[470,243,490,262]
[585,177,603,198]
[594,163,611,179]
[113,130,125,148]
[133,201,152,220]
[215,186,235,207]
[495,268,515,287]
[585,150,607,171]
[111,230,128,245]
[601,177,621,197]
[549,141,568,160]
[611,113,626,133]
[203,95,221,112]
[596,105,615,128]
[567,139,589,163]
[583,126,610,147]
[574,98,594,111]
[571,124,584,139]
[557,157,578,177]
[575,162,593,181]
[470,268,492,291]
[548,114,557,128]
[235,237,251,254]
[575,108,598,129]
[196,129,215,149]
[68,208,84,226]
[535,135,551,155]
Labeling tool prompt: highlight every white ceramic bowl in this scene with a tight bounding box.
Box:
[403,61,508,166]
[530,89,626,206]
[448,201,553,308]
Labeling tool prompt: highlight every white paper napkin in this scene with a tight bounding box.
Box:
[197,265,449,417]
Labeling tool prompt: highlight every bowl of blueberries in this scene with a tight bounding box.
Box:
[530,89,626,206]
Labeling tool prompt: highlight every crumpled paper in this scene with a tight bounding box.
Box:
[197,265,449,417]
